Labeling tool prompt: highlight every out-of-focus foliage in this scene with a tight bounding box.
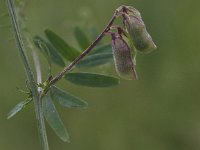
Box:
[1,0,200,150]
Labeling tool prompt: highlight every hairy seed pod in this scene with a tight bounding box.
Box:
[124,8,157,53]
[111,34,137,80]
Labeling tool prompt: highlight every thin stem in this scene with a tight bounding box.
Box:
[32,51,49,150]
[33,49,42,90]
[48,10,118,87]
[7,0,34,85]
[7,0,49,150]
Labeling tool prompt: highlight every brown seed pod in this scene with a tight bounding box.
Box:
[111,33,137,80]
[123,7,157,53]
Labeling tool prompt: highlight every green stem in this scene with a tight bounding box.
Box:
[33,51,49,150]
[6,0,49,150]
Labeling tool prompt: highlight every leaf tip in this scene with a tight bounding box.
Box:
[81,101,89,109]
[7,114,13,120]
[61,135,70,143]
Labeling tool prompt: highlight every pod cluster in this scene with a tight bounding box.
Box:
[111,5,157,80]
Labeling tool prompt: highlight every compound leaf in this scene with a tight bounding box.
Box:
[77,53,113,68]
[45,29,80,61]
[7,98,32,119]
[74,27,90,50]
[33,36,65,67]
[65,72,120,87]
[91,44,112,55]
[42,95,70,142]
[50,86,88,109]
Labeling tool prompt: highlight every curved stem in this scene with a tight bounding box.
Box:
[48,10,118,87]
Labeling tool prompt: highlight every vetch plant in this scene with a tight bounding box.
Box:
[6,1,157,150]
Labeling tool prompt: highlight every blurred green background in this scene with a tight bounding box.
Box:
[1,0,200,150]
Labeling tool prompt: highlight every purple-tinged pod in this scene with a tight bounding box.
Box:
[124,8,157,53]
[111,34,137,80]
